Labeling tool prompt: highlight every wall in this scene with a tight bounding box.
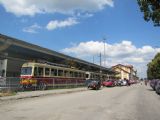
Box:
[0,59,7,77]
[6,59,24,77]
[0,59,7,85]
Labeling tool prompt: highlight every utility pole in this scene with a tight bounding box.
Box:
[93,56,94,64]
[99,52,102,82]
[100,52,102,67]
[103,37,106,67]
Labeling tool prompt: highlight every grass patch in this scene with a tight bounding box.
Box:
[0,90,17,97]
[47,85,86,90]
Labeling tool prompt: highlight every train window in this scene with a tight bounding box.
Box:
[21,67,32,75]
[75,72,78,78]
[90,74,93,79]
[64,70,70,77]
[95,75,98,79]
[97,75,100,79]
[34,67,37,76]
[45,68,50,76]
[79,72,83,78]
[78,72,81,78]
[38,67,43,76]
[83,73,85,78]
[91,74,94,79]
[92,74,95,79]
[82,73,85,78]
[91,74,93,79]
[86,73,89,79]
[58,69,63,76]
[80,73,84,78]
[51,69,57,76]
[70,71,73,77]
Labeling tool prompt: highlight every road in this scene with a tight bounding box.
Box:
[0,84,160,120]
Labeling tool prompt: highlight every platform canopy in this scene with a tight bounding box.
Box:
[0,34,115,74]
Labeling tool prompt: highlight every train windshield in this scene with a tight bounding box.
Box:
[21,67,32,75]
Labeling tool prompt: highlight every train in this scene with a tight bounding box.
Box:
[20,61,108,90]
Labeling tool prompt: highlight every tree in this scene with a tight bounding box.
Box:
[147,53,160,79]
[137,0,160,26]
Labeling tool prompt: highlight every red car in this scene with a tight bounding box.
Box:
[102,80,115,87]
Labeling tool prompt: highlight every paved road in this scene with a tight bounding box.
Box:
[0,84,160,120]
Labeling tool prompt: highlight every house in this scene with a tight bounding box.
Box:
[112,64,137,80]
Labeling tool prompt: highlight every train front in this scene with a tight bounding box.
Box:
[20,63,37,90]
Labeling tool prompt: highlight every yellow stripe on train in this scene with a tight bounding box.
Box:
[20,79,37,85]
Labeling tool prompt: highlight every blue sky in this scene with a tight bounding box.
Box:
[0,0,160,78]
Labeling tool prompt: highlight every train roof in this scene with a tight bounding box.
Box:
[22,62,86,72]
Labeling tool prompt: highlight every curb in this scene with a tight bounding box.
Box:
[0,88,87,101]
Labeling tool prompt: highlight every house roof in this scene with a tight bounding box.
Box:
[112,65,130,74]
[112,64,133,68]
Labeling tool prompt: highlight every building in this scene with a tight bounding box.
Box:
[112,64,138,80]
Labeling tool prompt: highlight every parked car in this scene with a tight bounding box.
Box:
[155,80,160,94]
[129,80,136,84]
[150,79,159,90]
[102,80,115,87]
[116,79,123,86]
[121,80,127,86]
[87,80,101,90]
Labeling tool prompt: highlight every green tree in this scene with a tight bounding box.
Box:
[147,53,160,79]
[137,0,160,26]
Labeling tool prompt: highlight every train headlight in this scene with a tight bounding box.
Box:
[20,79,28,85]
[29,79,37,84]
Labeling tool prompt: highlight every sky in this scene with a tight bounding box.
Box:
[0,0,160,78]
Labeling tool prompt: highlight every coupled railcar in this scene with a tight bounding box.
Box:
[20,62,108,90]
[20,62,86,90]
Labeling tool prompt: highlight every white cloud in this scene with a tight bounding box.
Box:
[0,0,41,16]
[0,0,114,16]
[62,40,160,78]
[46,17,78,30]
[23,23,42,33]
[76,12,94,18]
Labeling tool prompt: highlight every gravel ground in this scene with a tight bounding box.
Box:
[0,87,87,101]
[0,84,160,120]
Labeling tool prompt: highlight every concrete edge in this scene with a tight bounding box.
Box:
[0,88,88,102]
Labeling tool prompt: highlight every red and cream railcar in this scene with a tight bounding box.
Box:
[86,71,108,81]
[20,62,86,90]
